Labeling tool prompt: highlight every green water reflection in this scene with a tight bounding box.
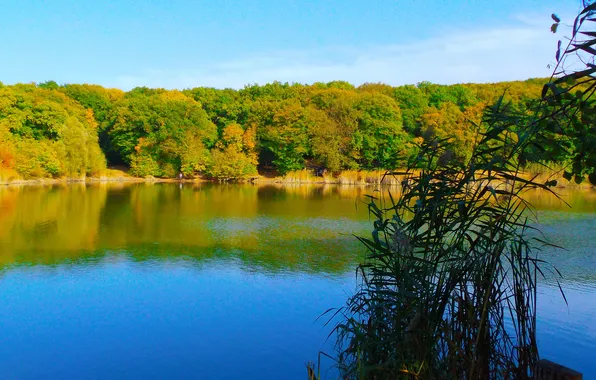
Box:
[0,183,594,273]
[0,183,375,272]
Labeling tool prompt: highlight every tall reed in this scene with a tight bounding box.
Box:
[282,169,319,184]
[312,4,596,378]
[326,101,565,379]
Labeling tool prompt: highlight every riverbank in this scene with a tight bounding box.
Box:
[258,169,595,188]
[1,168,593,188]
[0,176,209,187]
[0,167,209,187]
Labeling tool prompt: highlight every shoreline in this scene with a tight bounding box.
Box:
[0,176,208,187]
[1,173,594,189]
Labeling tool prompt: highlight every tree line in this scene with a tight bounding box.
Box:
[1,77,585,181]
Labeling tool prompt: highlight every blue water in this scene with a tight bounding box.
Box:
[534,212,596,378]
[0,184,594,379]
[0,257,353,379]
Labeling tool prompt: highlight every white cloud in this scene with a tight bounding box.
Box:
[107,14,564,90]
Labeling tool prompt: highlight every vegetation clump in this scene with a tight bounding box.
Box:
[5,75,588,182]
[313,4,596,379]
[0,84,106,179]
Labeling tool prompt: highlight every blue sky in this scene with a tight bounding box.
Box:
[0,0,582,89]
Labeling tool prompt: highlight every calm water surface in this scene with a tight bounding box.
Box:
[0,183,594,379]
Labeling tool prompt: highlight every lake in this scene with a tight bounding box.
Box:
[0,183,594,379]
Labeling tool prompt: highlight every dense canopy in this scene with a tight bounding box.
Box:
[1,78,591,181]
[0,83,106,179]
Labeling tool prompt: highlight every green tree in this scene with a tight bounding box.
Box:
[183,87,249,131]
[108,89,217,177]
[393,84,430,135]
[0,84,106,178]
[60,84,125,164]
[255,99,312,174]
[206,123,258,179]
[354,92,412,169]
[308,88,362,171]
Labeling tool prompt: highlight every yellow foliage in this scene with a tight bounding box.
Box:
[222,123,244,150]
[243,125,257,150]
[0,167,20,183]
[282,169,317,183]
[85,108,98,129]
[158,89,191,102]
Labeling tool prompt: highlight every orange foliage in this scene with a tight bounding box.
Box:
[0,147,15,169]
[134,137,146,153]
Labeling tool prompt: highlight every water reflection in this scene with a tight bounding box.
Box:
[0,183,594,273]
[0,183,594,378]
[0,183,376,273]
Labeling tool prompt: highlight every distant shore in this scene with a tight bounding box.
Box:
[1,171,594,189]
[0,176,206,187]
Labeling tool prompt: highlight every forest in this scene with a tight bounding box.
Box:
[0,77,590,182]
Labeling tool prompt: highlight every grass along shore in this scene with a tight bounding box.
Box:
[0,168,208,186]
[266,165,594,188]
[1,164,593,188]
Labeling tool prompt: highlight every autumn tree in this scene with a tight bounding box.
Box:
[109,88,217,177]
[206,123,258,179]
[0,84,106,178]
[60,84,125,164]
